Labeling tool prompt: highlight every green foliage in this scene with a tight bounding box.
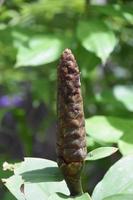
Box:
[0,0,133,199]
[86,116,123,143]
[103,194,133,200]
[86,147,118,161]
[92,156,133,200]
[2,156,133,200]
[2,158,69,200]
[15,35,64,67]
[86,116,133,155]
[97,85,133,113]
[77,20,117,63]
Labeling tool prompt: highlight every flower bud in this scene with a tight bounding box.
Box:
[56,49,87,196]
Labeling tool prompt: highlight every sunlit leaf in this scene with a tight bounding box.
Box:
[2,175,25,200]
[118,140,133,156]
[85,116,123,143]
[103,194,133,200]
[14,34,64,67]
[2,158,69,200]
[86,147,118,161]
[85,116,133,146]
[77,20,117,63]
[92,156,133,200]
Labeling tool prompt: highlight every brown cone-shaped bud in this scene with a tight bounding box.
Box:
[56,49,87,196]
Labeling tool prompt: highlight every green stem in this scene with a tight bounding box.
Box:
[65,176,83,196]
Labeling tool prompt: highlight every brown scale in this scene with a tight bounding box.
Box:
[56,49,87,196]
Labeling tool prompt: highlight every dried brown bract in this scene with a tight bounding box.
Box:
[56,49,87,196]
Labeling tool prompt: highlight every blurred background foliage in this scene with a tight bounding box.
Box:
[0,0,133,199]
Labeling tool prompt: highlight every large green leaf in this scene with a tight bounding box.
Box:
[2,158,69,200]
[77,20,117,63]
[13,31,64,67]
[103,194,133,200]
[118,140,133,156]
[86,147,118,161]
[92,156,133,200]
[48,193,92,200]
[85,116,133,148]
[85,116,122,143]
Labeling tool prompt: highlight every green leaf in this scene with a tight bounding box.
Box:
[5,158,63,182]
[86,136,95,148]
[85,116,133,145]
[103,194,133,200]
[118,140,133,156]
[86,147,118,161]
[77,20,117,63]
[96,85,133,113]
[48,193,92,200]
[91,5,133,25]
[86,116,133,155]
[85,116,122,143]
[92,156,133,200]
[2,158,69,200]
[75,46,100,73]
[21,167,63,182]
[2,175,25,200]
[113,85,133,112]
[14,33,63,67]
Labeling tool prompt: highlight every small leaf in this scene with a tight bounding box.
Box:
[92,156,133,200]
[86,147,118,161]
[48,192,92,200]
[103,193,133,200]
[77,20,117,63]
